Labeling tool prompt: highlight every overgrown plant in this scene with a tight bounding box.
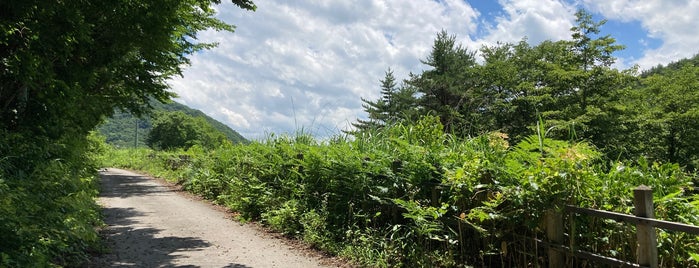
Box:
[107,116,699,267]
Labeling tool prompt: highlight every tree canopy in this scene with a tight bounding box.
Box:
[1,0,255,139]
[353,9,698,170]
[0,0,255,265]
[147,111,230,150]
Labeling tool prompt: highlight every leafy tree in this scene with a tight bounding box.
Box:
[633,64,699,169]
[475,40,547,142]
[0,0,255,265]
[147,111,229,150]
[477,10,634,152]
[541,9,631,146]
[1,0,255,139]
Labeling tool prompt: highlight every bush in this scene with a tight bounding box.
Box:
[0,132,103,267]
[107,116,699,267]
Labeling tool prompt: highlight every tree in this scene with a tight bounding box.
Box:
[0,0,255,265]
[353,68,418,132]
[543,9,630,144]
[147,111,229,150]
[407,30,479,135]
[475,40,544,142]
[633,64,699,169]
[1,0,255,140]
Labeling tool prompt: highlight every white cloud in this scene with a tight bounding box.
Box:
[219,107,250,129]
[167,0,697,140]
[582,0,699,68]
[169,0,482,139]
[477,0,576,47]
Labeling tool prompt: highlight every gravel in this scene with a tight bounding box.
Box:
[89,168,341,268]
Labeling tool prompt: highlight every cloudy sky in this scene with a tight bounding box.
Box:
[168,0,699,140]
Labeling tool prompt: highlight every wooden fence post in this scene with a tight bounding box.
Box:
[546,209,564,267]
[634,185,658,268]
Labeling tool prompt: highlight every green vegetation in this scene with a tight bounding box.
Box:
[147,111,231,150]
[104,116,699,267]
[0,0,254,266]
[97,100,247,148]
[101,8,699,267]
[2,0,696,266]
[357,10,697,171]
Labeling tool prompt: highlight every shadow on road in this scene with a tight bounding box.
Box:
[98,170,174,198]
[91,206,214,267]
[90,170,261,268]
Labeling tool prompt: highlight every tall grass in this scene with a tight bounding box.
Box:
[105,116,699,267]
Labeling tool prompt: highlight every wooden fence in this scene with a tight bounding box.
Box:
[543,185,699,268]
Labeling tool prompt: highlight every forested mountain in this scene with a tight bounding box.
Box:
[97,100,247,148]
[642,53,699,77]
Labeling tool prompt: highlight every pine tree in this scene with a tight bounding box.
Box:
[353,69,416,132]
[407,30,478,135]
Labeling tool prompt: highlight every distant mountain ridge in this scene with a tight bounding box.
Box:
[97,100,247,148]
[642,52,699,77]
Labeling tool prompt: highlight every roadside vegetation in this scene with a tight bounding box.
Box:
[2,0,698,266]
[104,116,699,267]
[102,10,699,267]
[0,0,255,266]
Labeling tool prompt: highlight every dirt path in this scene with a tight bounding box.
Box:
[90,168,339,267]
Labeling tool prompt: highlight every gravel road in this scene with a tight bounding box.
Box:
[90,168,339,267]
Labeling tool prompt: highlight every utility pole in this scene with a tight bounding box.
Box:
[134,118,138,148]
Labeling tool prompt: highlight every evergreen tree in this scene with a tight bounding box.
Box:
[353,69,417,132]
[408,30,479,135]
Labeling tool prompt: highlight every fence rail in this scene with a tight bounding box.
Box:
[564,205,699,234]
[544,185,699,268]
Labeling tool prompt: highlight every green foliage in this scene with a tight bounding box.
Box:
[0,132,103,267]
[407,30,480,136]
[352,68,419,132]
[630,63,699,170]
[0,0,254,265]
[356,11,632,152]
[97,99,247,148]
[146,111,230,150]
[1,0,253,137]
[107,115,699,267]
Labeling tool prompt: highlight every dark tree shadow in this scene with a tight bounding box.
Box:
[98,170,174,198]
[91,171,257,268]
[88,206,213,267]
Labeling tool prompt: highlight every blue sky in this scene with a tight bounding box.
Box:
[169,0,699,140]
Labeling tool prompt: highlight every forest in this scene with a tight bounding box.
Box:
[1,0,698,266]
[353,10,699,172]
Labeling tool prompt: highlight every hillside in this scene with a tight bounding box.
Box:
[97,100,247,148]
[641,52,699,77]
